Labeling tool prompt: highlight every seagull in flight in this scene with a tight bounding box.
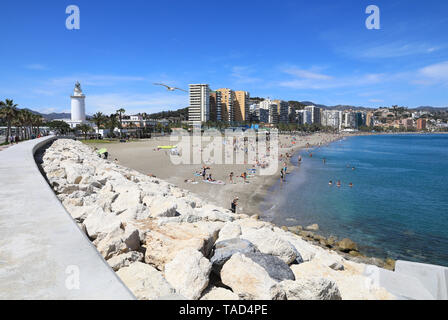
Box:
[153,83,187,92]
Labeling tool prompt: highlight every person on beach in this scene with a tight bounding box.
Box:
[104,151,109,160]
[229,172,234,184]
[280,168,285,183]
[283,162,287,174]
[231,197,238,213]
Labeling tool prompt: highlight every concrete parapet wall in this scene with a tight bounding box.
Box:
[0,136,135,299]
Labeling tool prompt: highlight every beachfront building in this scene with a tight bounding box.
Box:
[417,118,427,131]
[216,88,234,123]
[304,105,321,125]
[273,100,290,124]
[322,110,343,130]
[259,107,269,123]
[366,112,375,127]
[342,111,357,129]
[209,90,222,122]
[297,109,312,125]
[234,91,250,123]
[188,84,210,125]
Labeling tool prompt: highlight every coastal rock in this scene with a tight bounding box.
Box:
[94,226,140,259]
[220,253,286,300]
[280,278,342,300]
[111,188,142,214]
[164,249,212,300]
[337,238,358,252]
[210,238,260,273]
[200,287,240,300]
[143,221,221,270]
[83,211,122,240]
[241,252,295,282]
[306,224,319,231]
[241,227,297,264]
[216,222,242,242]
[116,262,175,300]
[150,197,178,218]
[107,251,144,271]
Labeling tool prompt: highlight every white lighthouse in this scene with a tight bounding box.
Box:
[71,81,86,122]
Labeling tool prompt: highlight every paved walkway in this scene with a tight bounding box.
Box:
[0,136,135,299]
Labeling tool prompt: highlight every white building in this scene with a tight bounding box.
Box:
[188,84,210,125]
[322,110,343,130]
[304,105,321,124]
[297,109,312,125]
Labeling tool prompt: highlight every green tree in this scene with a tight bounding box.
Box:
[76,124,93,140]
[47,120,71,134]
[0,99,18,143]
[91,112,106,132]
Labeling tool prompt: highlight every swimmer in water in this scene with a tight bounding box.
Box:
[329,180,333,185]
[349,182,353,187]
[337,180,341,187]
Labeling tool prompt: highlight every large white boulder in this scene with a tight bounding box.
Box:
[164,249,212,300]
[143,221,221,270]
[216,222,242,242]
[83,211,122,240]
[150,197,178,218]
[280,278,342,300]
[116,262,175,300]
[107,251,144,271]
[241,227,298,264]
[94,226,140,259]
[220,253,286,300]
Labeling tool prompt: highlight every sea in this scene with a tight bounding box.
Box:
[261,134,448,267]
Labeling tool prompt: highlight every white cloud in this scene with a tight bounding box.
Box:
[341,42,442,59]
[278,66,384,90]
[417,61,448,82]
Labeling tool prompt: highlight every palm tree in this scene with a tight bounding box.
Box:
[116,108,126,137]
[0,99,19,143]
[77,124,92,140]
[91,112,106,134]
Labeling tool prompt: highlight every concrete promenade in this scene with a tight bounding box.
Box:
[0,136,135,299]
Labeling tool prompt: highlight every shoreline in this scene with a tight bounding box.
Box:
[87,132,446,271]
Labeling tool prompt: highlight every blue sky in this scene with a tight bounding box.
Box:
[0,0,447,115]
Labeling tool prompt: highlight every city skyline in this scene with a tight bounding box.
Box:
[1,0,448,115]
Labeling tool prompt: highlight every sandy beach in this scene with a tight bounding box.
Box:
[88,132,347,217]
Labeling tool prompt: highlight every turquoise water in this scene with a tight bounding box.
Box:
[262,134,448,266]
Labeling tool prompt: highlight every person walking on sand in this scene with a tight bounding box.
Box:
[229,172,234,184]
[280,168,285,183]
[231,197,238,213]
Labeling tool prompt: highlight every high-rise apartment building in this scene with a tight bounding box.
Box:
[304,106,321,124]
[273,100,290,124]
[216,88,234,123]
[417,118,426,131]
[188,84,210,125]
[209,91,222,122]
[234,91,250,123]
[322,110,343,129]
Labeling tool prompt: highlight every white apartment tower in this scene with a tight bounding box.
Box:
[188,84,210,125]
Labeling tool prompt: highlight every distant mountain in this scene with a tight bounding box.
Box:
[21,108,71,120]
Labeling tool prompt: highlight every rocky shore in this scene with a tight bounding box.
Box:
[40,139,394,300]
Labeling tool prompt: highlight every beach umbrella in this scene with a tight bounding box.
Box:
[97,148,108,154]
